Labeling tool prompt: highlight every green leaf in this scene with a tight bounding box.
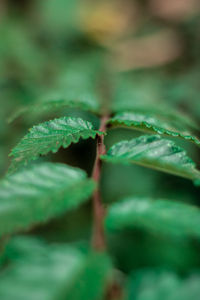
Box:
[9,97,100,124]
[9,117,103,174]
[0,162,95,237]
[9,55,102,123]
[106,197,200,238]
[111,76,199,131]
[109,111,200,146]
[128,269,200,300]
[102,135,200,180]
[0,237,111,300]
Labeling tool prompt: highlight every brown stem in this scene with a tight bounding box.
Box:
[91,115,109,251]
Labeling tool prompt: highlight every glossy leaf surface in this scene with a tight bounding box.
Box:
[109,111,200,146]
[102,135,200,180]
[9,117,102,173]
[0,163,95,237]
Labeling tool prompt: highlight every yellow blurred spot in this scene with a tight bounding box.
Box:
[79,1,135,43]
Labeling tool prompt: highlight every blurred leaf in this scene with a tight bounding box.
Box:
[107,229,200,273]
[127,269,200,300]
[9,117,102,174]
[106,197,200,238]
[164,66,200,120]
[102,135,200,180]
[111,76,199,131]
[9,98,100,124]
[109,111,200,146]
[111,75,162,113]
[0,20,45,78]
[36,0,80,35]
[0,236,111,300]
[0,162,95,237]
[9,54,102,122]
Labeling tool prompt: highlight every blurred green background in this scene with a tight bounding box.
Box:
[0,0,200,278]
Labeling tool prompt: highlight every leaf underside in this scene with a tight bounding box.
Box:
[9,116,102,174]
[109,111,200,146]
[128,269,200,300]
[0,162,95,237]
[102,135,200,181]
[106,197,200,238]
[0,237,111,300]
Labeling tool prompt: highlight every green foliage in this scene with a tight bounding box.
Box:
[9,117,102,173]
[106,197,200,238]
[37,0,79,34]
[109,111,200,146]
[9,98,99,124]
[102,135,200,180]
[9,55,102,123]
[111,76,199,131]
[128,269,200,300]
[1,1,200,299]
[0,162,95,237]
[0,236,111,300]
[0,20,45,77]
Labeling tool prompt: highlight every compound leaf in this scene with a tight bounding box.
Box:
[102,135,200,180]
[109,111,200,146]
[0,162,95,237]
[106,197,200,238]
[0,237,111,300]
[9,116,103,173]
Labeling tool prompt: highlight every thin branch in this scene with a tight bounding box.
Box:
[91,115,109,251]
